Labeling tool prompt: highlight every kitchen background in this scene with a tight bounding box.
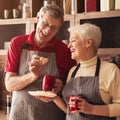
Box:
[0,0,120,120]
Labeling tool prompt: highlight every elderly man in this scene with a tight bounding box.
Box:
[5,4,76,120]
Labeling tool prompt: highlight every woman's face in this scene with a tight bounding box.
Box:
[68,33,87,61]
[35,12,61,47]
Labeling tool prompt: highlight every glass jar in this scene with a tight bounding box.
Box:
[22,1,31,18]
[44,0,56,6]
[6,94,12,115]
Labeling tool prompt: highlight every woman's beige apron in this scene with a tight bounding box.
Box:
[63,58,116,120]
[9,48,65,120]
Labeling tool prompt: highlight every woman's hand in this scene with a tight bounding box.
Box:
[69,96,110,116]
[69,96,94,115]
[35,96,57,102]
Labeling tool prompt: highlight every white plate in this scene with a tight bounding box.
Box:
[28,90,57,98]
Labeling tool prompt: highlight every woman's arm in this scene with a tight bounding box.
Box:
[53,96,67,113]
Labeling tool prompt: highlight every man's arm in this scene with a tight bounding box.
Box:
[5,55,44,92]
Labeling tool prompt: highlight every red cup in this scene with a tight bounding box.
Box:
[68,96,79,112]
[42,75,55,91]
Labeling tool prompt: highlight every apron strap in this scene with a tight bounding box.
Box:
[71,63,80,78]
[95,57,101,76]
[71,57,101,78]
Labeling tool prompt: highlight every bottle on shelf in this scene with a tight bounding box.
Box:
[6,94,12,115]
[44,0,48,6]
[63,0,71,14]
[18,0,26,18]
[71,0,77,14]
[43,0,56,6]
[22,0,31,18]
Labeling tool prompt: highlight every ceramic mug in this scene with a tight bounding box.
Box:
[68,96,79,112]
[42,75,55,91]
[4,9,12,19]
[13,9,20,18]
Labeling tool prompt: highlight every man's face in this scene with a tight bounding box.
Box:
[35,12,61,47]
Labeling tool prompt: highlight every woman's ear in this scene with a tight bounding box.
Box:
[86,39,92,48]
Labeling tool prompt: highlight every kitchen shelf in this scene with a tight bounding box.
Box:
[76,10,120,21]
[76,10,120,49]
[0,14,74,49]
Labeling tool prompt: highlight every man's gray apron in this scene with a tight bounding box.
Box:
[9,48,65,120]
[63,58,116,120]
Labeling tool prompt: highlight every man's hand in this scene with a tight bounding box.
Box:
[29,55,44,80]
[52,79,63,94]
[35,96,56,103]
[35,79,63,103]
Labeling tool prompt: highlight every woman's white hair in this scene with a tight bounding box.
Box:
[68,23,102,53]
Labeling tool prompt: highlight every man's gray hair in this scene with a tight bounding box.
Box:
[37,4,64,23]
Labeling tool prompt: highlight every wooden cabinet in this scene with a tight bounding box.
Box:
[0,1,120,56]
[0,0,63,19]
[0,0,43,18]
[0,14,74,49]
[0,18,33,49]
[0,0,74,49]
[0,0,19,18]
[76,10,120,48]
[0,9,120,49]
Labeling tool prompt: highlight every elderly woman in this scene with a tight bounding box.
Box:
[53,23,120,120]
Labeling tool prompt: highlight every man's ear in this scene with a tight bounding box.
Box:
[36,12,39,23]
[86,39,92,48]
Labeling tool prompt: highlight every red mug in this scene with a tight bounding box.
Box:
[42,75,55,91]
[68,96,79,112]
